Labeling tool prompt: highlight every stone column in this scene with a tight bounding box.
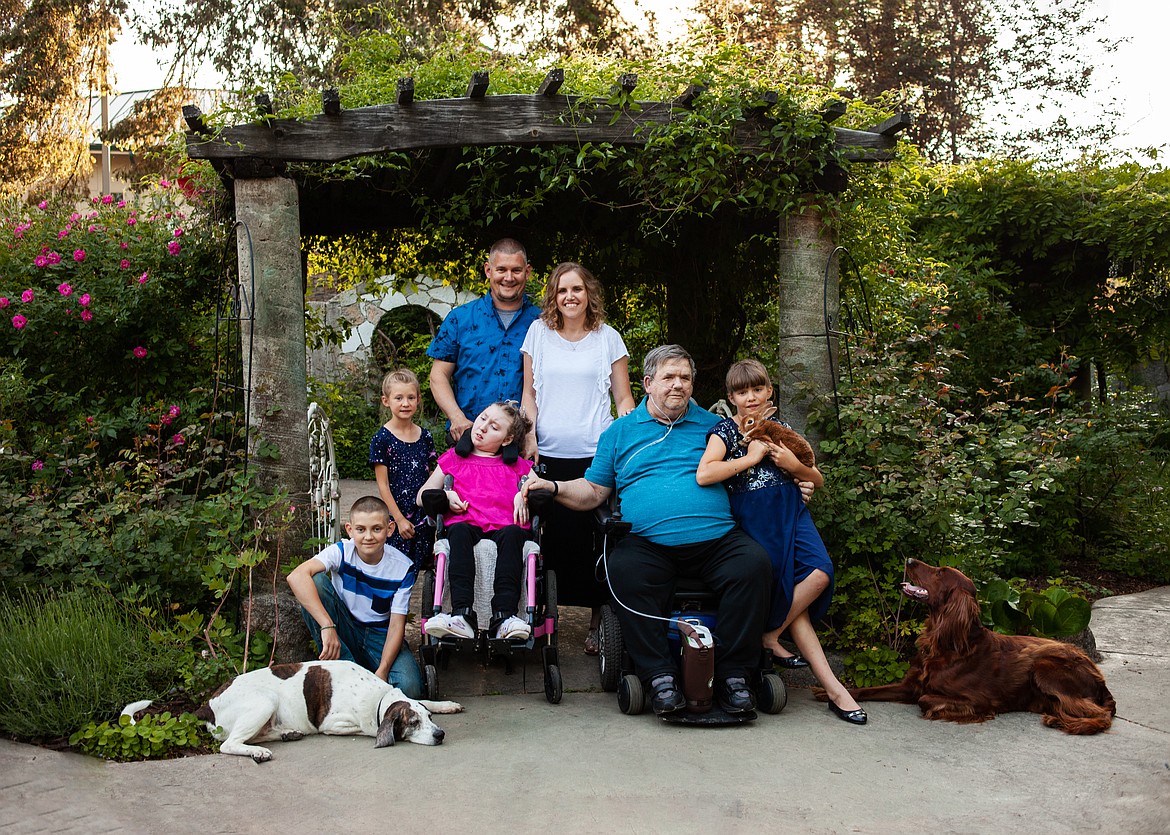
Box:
[776,205,838,444]
[235,175,312,662]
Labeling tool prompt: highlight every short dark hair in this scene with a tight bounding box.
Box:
[488,238,527,263]
[350,495,390,519]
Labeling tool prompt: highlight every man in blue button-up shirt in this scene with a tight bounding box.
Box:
[427,238,541,442]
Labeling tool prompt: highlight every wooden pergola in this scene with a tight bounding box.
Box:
[183,70,909,650]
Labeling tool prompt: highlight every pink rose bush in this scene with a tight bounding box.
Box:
[0,185,218,403]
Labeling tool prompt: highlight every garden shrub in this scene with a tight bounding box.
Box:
[0,395,283,611]
[0,589,185,740]
[809,289,1170,677]
[70,710,214,761]
[0,185,225,438]
[309,373,381,479]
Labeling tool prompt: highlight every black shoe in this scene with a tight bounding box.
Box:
[828,699,868,725]
[772,653,810,669]
[717,676,756,714]
[648,674,685,715]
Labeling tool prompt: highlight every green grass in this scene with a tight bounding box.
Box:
[0,589,183,739]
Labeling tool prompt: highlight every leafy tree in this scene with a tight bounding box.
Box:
[0,0,124,197]
[693,0,1121,161]
[130,0,651,94]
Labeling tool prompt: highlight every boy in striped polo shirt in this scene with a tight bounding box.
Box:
[287,495,423,698]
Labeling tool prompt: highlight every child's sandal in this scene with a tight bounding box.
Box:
[583,629,600,656]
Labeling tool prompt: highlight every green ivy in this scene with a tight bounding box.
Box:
[70,711,215,761]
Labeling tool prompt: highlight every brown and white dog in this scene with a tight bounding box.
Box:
[123,660,463,762]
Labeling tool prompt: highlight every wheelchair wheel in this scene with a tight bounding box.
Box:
[419,569,436,619]
[543,569,558,648]
[544,664,563,704]
[618,674,644,715]
[598,605,623,692]
[758,671,787,715]
[424,664,439,700]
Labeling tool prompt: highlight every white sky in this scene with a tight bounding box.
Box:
[109,0,1166,155]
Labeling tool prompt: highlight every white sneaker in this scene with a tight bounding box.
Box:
[425,613,475,639]
[495,615,531,641]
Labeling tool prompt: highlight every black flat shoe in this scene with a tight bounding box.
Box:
[828,700,868,725]
[772,653,810,669]
[648,674,685,715]
[716,676,756,714]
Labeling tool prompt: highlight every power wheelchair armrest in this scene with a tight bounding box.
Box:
[594,500,632,540]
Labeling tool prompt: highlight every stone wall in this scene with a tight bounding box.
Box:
[307,275,478,384]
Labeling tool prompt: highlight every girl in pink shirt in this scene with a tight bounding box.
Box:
[417,401,534,641]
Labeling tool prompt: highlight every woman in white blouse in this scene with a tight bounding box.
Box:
[521,262,636,655]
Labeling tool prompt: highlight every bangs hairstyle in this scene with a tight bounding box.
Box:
[725,359,772,394]
[381,367,420,396]
[540,262,605,332]
[490,400,532,444]
[350,495,390,519]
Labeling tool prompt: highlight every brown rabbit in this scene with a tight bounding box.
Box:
[738,402,815,469]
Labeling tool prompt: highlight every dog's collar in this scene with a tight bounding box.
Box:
[377,691,394,722]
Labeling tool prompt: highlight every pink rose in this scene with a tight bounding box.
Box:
[138,272,149,285]
[120,259,130,269]
[133,346,148,359]
[101,194,113,204]
[173,227,184,237]
[80,293,91,306]
[172,433,186,446]
[0,298,8,308]
[31,460,43,471]
[58,283,72,296]
[167,240,181,256]
[34,255,48,267]
[21,289,34,303]
[12,314,27,329]
[73,250,86,262]
[80,309,93,322]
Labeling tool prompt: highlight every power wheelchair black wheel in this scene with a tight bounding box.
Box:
[598,604,623,692]
[757,670,787,714]
[618,674,644,715]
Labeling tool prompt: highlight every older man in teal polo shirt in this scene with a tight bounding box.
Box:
[522,344,771,716]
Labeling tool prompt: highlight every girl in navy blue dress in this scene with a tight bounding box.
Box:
[698,359,865,725]
[370,368,436,565]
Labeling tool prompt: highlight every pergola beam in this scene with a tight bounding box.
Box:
[186,95,907,163]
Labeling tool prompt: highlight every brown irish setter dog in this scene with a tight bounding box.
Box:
[821,558,1116,734]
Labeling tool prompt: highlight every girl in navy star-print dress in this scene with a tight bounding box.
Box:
[370,368,437,565]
